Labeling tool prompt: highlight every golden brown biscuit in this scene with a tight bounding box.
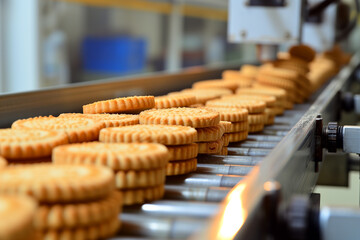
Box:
[39,215,120,240]
[0,195,37,240]
[0,164,114,203]
[12,116,103,144]
[139,108,220,128]
[225,131,248,142]
[34,191,122,230]
[115,168,166,189]
[256,73,296,91]
[266,116,275,125]
[206,99,266,114]
[0,156,7,169]
[59,113,139,128]
[167,143,198,161]
[169,88,233,104]
[99,125,197,145]
[192,80,238,92]
[0,129,68,159]
[289,44,316,62]
[166,158,197,176]
[222,70,253,81]
[53,142,169,171]
[249,124,265,133]
[240,64,259,78]
[196,125,225,142]
[228,121,249,132]
[222,94,276,108]
[198,139,223,154]
[248,112,268,125]
[155,95,196,109]
[83,96,155,114]
[120,185,165,205]
[236,86,287,102]
[203,107,248,122]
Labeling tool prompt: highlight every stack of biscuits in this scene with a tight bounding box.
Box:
[195,122,227,155]
[203,107,249,144]
[139,107,220,156]
[0,195,37,240]
[0,128,68,164]
[99,125,198,176]
[53,142,169,206]
[0,164,120,239]
[255,45,316,104]
[221,94,278,125]
[205,98,266,133]
[0,156,6,168]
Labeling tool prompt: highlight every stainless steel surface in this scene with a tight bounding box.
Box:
[343,126,360,153]
[320,206,360,240]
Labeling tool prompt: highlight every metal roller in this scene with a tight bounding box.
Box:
[227,147,271,156]
[164,185,230,202]
[246,134,284,142]
[124,200,219,218]
[196,163,253,176]
[235,140,278,149]
[166,173,243,187]
[197,155,263,166]
[118,213,207,239]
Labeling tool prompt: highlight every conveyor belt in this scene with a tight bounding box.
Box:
[113,103,310,239]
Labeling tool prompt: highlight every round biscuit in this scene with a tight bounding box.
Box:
[196,125,225,142]
[115,168,166,189]
[203,107,248,122]
[240,64,259,78]
[0,195,37,240]
[120,184,165,205]
[155,95,196,109]
[228,121,249,133]
[53,142,169,171]
[0,164,114,203]
[34,191,122,230]
[266,116,275,125]
[166,158,197,176]
[256,73,296,91]
[39,214,120,240]
[236,86,287,101]
[139,107,220,128]
[248,113,268,125]
[225,131,248,142]
[59,113,139,128]
[99,125,197,145]
[222,94,276,107]
[83,96,155,114]
[7,157,52,165]
[192,80,238,92]
[167,143,198,161]
[206,99,266,114]
[0,128,68,159]
[12,116,103,144]
[249,124,265,133]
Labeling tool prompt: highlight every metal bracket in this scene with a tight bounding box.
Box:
[314,115,323,172]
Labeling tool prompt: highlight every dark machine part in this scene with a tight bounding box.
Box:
[248,0,286,7]
[322,122,343,153]
[276,194,320,240]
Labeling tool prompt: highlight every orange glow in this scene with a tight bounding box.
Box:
[216,183,247,240]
